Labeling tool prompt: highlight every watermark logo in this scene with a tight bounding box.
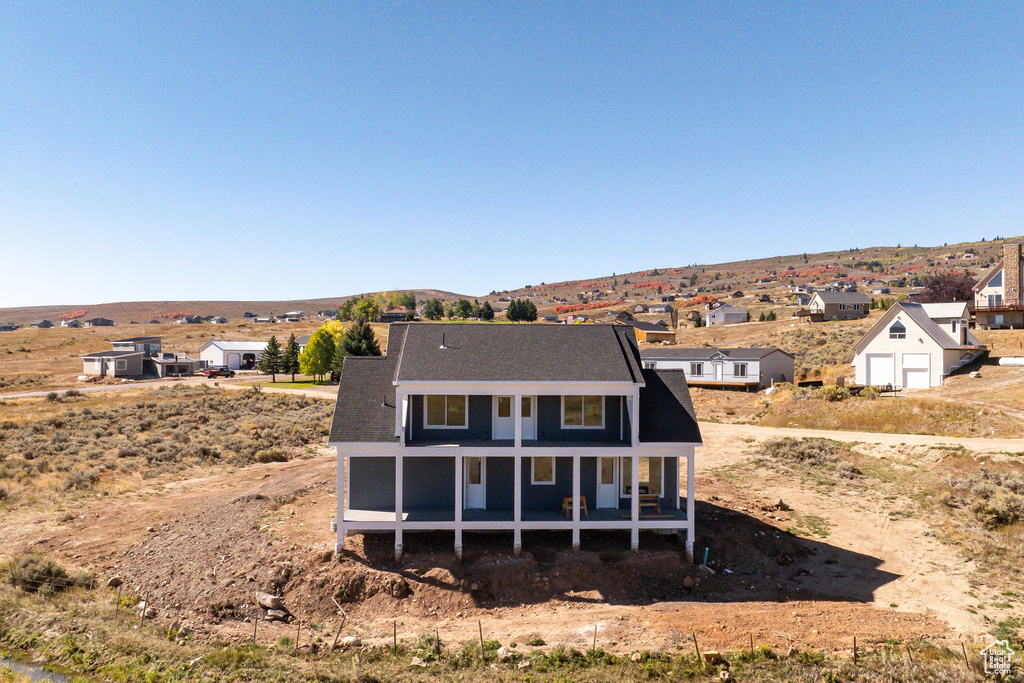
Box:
[981,639,1015,676]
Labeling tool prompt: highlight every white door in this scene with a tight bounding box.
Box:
[493,396,514,440]
[866,354,895,386]
[521,396,537,441]
[464,457,485,509]
[227,353,241,370]
[714,363,723,381]
[597,457,618,509]
[901,353,931,388]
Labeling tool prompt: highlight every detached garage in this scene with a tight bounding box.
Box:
[852,302,985,389]
[199,341,268,370]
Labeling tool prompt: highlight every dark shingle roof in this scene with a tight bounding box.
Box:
[638,370,702,443]
[641,347,792,361]
[627,321,674,333]
[813,291,870,305]
[328,326,406,443]
[395,323,644,383]
[113,336,161,343]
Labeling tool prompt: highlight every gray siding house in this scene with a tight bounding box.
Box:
[705,304,746,326]
[330,324,702,561]
[640,347,795,389]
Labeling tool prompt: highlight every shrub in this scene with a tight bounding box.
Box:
[761,437,840,466]
[813,385,849,402]
[7,555,91,593]
[254,449,288,463]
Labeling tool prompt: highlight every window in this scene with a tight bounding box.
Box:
[734,363,747,378]
[951,320,958,334]
[531,457,555,484]
[496,396,511,418]
[621,457,663,496]
[889,321,906,340]
[425,395,467,428]
[990,269,1003,288]
[690,362,703,376]
[115,359,127,370]
[562,395,603,428]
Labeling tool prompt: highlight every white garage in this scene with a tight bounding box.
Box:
[865,353,895,387]
[901,353,931,389]
[199,341,268,370]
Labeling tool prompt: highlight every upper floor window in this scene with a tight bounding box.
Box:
[989,269,1003,288]
[425,395,467,428]
[690,362,703,375]
[889,321,906,340]
[563,395,603,428]
[734,363,748,378]
[115,359,127,371]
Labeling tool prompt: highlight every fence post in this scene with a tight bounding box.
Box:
[253,609,259,645]
[853,636,857,665]
[295,620,301,652]
[139,593,150,627]
[478,620,485,660]
[393,620,398,656]
[331,615,346,651]
[115,586,121,619]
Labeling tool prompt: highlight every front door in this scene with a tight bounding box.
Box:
[597,457,618,508]
[714,363,724,382]
[493,396,514,440]
[464,457,485,509]
[521,396,537,440]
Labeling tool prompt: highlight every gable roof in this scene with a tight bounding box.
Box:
[627,321,674,333]
[853,302,969,354]
[113,336,161,344]
[708,304,745,314]
[973,258,1004,291]
[637,369,702,443]
[393,323,644,384]
[329,326,407,443]
[812,291,871,305]
[919,302,969,319]
[641,347,792,361]
[199,341,269,352]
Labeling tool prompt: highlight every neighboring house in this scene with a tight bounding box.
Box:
[253,317,276,323]
[705,304,746,326]
[624,321,676,343]
[381,309,410,323]
[685,310,702,324]
[0,322,18,331]
[872,287,891,295]
[83,318,114,327]
[60,319,81,328]
[211,316,228,324]
[612,310,634,322]
[852,302,985,389]
[29,319,54,328]
[791,293,812,307]
[83,336,201,377]
[329,323,702,560]
[284,311,304,318]
[198,340,268,370]
[633,304,649,314]
[542,315,558,322]
[81,350,143,377]
[806,291,870,321]
[973,243,1023,329]
[297,335,311,353]
[640,348,794,389]
[175,315,203,325]
[730,290,744,298]
[649,304,674,314]
[789,284,814,294]
[704,301,722,311]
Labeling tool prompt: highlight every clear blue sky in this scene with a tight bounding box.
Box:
[2,2,1021,307]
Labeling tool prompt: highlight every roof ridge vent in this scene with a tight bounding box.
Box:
[440,333,447,350]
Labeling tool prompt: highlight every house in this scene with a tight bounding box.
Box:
[730,290,744,298]
[633,304,649,314]
[81,349,143,377]
[29,319,54,328]
[566,314,590,324]
[542,315,558,322]
[83,318,114,327]
[871,287,891,295]
[0,322,18,331]
[704,301,722,311]
[852,302,985,389]
[284,311,304,318]
[175,315,203,325]
[756,294,771,303]
[211,316,228,324]
[329,323,701,560]
[60,319,81,328]
[789,284,814,294]
[641,347,795,389]
[973,243,1023,329]
[623,321,676,343]
[612,310,634,322]
[198,340,268,370]
[253,317,276,323]
[705,304,746,326]
[685,310,702,324]
[792,293,812,307]
[806,291,870,321]
[649,304,674,314]
[381,309,410,323]
[82,336,201,377]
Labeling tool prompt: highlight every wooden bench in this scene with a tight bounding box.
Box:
[638,494,661,515]
[561,496,588,519]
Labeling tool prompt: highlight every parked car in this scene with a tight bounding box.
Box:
[202,366,235,378]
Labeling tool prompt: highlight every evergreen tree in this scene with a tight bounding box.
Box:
[480,301,495,321]
[281,333,300,382]
[758,311,766,322]
[258,335,283,382]
[506,299,521,321]
[341,318,382,356]
[522,299,537,322]
[766,310,777,321]
[423,298,444,320]
[455,298,473,319]
[330,339,348,377]
[299,327,336,382]
[745,309,752,322]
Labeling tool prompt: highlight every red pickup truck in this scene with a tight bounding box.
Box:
[202,366,235,378]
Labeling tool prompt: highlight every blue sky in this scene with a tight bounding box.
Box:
[1,2,1021,307]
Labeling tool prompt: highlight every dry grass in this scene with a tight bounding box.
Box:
[0,385,333,504]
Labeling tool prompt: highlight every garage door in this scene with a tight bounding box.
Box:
[902,353,931,388]
[866,354,895,387]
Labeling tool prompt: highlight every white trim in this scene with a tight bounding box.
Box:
[463,456,486,509]
[530,456,556,485]
[424,394,469,429]
[561,395,605,429]
[395,380,643,394]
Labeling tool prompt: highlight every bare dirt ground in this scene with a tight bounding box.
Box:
[6,419,1017,657]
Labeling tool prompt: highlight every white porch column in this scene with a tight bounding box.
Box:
[514,395,523,448]
[572,453,581,550]
[455,455,463,560]
[395,390,406,441]
[631,389,640,447]
[630,453,640,551]
[514,394,523,556]
[686,449,696,563]
[335,447,345,553]
[674,456,681,510]
[395,454,404,562]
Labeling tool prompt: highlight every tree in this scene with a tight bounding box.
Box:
[423,298,444,320]
[455,298,473,319]
[920,272,975,303]
[766,310,777,321]
[506,299,521,321]
[341,318,382,357]
[258,335,283,381]
[281,333,301,382]
[521,299,537,322]
[745,309,752,322]
[480,301,495,321]
[330,339,348,377]
[443,301,455,319]
[354,297,380,322]
[758,311,766,322]
[392,291,417,315]
[299,327,335,382]
[337,298,357,321]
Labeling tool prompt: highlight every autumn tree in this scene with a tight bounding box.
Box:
[919,272,975,303]
[299,327,335,382]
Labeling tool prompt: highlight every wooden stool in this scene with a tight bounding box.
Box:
[561,496,589,518]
